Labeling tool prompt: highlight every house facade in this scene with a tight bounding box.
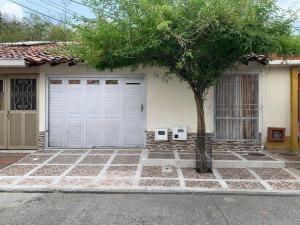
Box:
[0,42,299,153]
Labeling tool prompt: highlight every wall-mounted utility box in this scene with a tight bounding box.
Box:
[268,127,286,142]
[172,127,187,140]
[154,128,168,141]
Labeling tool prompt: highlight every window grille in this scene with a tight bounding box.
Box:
[215,74,259,140]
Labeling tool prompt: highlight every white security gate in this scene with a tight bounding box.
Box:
[48,77,145,148]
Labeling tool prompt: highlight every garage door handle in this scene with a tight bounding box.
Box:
[141,104,144,112]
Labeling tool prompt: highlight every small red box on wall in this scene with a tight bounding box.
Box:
[268,127,286,142]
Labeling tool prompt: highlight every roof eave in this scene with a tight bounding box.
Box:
[0,59,26,67]
[269,60,300,66]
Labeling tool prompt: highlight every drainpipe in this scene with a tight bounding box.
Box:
[290,65,299,152]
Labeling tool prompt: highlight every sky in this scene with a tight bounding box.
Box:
[0,0,94,20]
[0,0,299,23]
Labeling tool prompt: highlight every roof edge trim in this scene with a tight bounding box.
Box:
[269,60,300,66]
[0,59,26,67]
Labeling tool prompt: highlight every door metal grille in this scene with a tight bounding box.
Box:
[10,79,36,110]
[215,74,259,140]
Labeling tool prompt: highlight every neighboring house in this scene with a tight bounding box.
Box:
[0,41,299,152]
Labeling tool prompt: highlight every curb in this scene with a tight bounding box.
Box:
[1,187,300,196]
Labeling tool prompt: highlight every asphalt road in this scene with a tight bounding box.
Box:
[0,192,299,225]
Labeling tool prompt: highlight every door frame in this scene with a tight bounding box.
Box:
[0,77,7,149]
[45,74,146,149]
[0,74,39,150]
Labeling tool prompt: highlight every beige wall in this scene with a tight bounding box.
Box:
[0,62,290,148]
[146,74,213,133]
[37,63,292,144]
[0,62,294,149]
[0,67,38,74]
[38,72,46,132]
[263,66,291,137]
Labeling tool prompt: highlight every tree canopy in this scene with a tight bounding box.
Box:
[0,13,75,42]
[77,0,299,78]
[73,0,300,172]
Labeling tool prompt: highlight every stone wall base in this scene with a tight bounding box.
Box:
[211,133,262,152]
[146,132,262,152]
[38,131,262,152]
[38,131,45,150]
[146,132,197,152]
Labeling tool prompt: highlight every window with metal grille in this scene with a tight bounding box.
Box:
[215,74,259,140]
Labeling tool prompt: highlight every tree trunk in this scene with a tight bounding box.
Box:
[190,85,211,173]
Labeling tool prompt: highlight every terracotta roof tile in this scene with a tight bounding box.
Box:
[1,42,299,67]
[0,42,77,66]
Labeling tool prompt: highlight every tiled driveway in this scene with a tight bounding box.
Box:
[0,149,300,193]
[0,153,29,169]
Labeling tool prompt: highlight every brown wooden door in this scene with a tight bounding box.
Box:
[7,77,38,149]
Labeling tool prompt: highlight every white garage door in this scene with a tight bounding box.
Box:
[48,77,145,148]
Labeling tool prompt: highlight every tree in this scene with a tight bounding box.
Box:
[0,13,27,42]
[73,0,300,172]
[22,14,52,41]
[0,12,76,42]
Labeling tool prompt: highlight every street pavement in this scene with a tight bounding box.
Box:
[0,193,299,225]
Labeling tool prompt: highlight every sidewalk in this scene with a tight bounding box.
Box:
[0,149,300,194]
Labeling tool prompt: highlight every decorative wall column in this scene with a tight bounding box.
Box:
[290,65,299,152]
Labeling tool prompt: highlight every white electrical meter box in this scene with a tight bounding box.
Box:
[172,127,187,140]
[155,128,168,141]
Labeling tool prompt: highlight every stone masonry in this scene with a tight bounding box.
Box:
[146,132,212,152]
[146,132,262,152]
[38,131,45,150]
[211,133,262,152]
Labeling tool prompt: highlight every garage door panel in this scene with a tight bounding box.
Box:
[65,82,82,147]
[49,88,64,115]
[125,97,141,113]
[85,117,102,147]
[85,89,101,114]
[104,118,120,146]
[84,80,102,147]
[125,104,140,115]
[66,117,82,147]
[103,81,122,146]
[86,95,101,114]
[104,87,121,116]
[49,77,145,148]
[49,119,64,147]
[123,82,144,146]
[49,80,65,147]
[124,118,143,146]
[65,92,82,114]
[124,86,142,112]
